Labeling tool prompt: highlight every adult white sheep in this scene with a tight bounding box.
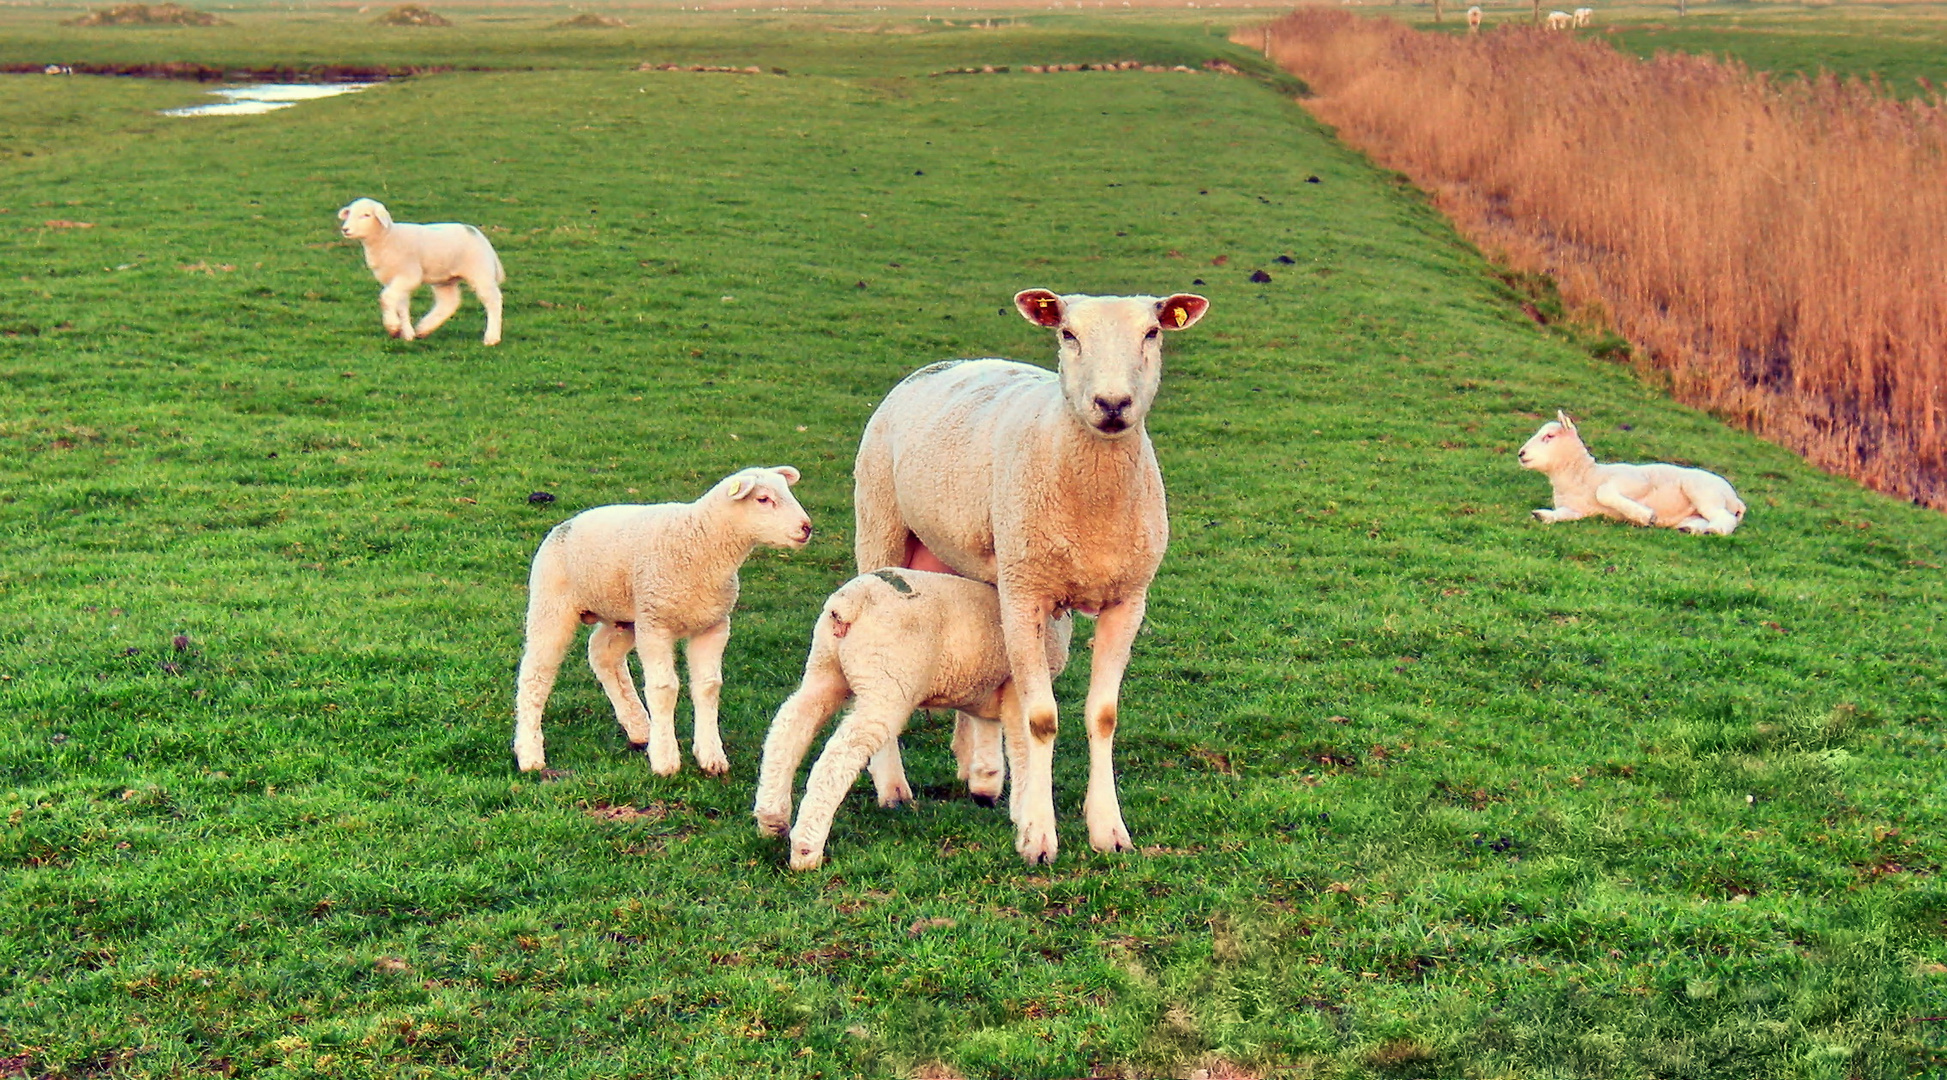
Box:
[852,288,1209,864]
[512,466,813,777]
[337,197,505,345]
[1573,6,1593,25]
[753,568,1072,870]
[1520,412,1745,534]
[1546,9,1572,28]
[1467,5,1483,31]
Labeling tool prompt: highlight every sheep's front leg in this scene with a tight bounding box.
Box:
[1000,592,1060,865]
[1532,506,1585,524]
[1081,596,1143,854]
[587,621,652,751]
[952,712,1006,807]
[753,661,851,836]
[791,699,913,870]
[634,626,684,776]
[473,276,503,346]
[685,619,731,776]
[380,280,419,340]
[1593,482,1657,526]
[414,282,463,338]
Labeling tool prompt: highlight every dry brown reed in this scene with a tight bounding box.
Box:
[1252,9,1947,507]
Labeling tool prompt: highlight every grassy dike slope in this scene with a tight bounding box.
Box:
[2,20,1944,1079]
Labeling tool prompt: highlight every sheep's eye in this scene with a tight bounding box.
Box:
[1145,327,1160,340]
[757,494,773,505]
[1060,329,1077,343]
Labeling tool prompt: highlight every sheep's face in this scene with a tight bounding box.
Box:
[337,198,392,240]
[718,466,813,548]
[1015,289,1209,438]
[1518,412,1584,470]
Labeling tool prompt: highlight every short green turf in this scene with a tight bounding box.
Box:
[1,9,1944,1079]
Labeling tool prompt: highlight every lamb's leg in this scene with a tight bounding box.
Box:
[381,280,418,340]
[685,619,731,776]
[513,598,580,772]
[413,282,463,338]
[1684,484,1741,534]
[952,712,1006,807]
[473,276,503,346]
[753,656,851,837]
[865,739,914,809]
[587,621,651,751]
[1080,595,1143,854]
[634,626,683,776]
[999,589,1060,865]
[1532,507,1586,523]
[790,698,913,871]
[1594,482,1657,526]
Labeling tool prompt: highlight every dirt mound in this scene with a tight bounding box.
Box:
[65,3,225,26]
[555,12,628,28]
[374,4,450,27]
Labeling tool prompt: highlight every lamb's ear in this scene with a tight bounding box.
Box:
[1157,294,1209,331]
[371,202,393,229]
[1557,410,1577,434]
[1014,289,1064,327]
[337,205,351,222]
[771,466,801,486]
[724,475,757,500]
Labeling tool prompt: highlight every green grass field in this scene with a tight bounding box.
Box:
[2,5,1944,1078]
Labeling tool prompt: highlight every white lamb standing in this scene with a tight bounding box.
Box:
[852,288,1209,864]
[1573,6,1594,26]
[1546,9,1573,28]
[337,197,505,345]
[753,568,1072,871]
[1467,5,1483,31]
[512,466,813,777]
[1520,412,1745,535]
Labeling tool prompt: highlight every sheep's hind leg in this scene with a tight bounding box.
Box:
[586,621,651,752]
[1684,486,1741,534]
[952,712,1006,807]
[685,619,732,776]
[634,626,684,776]
[413,282,463,338]
[381,282,418,340]
[1532,507,1585,523]
[791,699,913,870]
[754,658,850,837]
[865,740,914,808]
[1080,596,1143,855]
[473,276,503,346]
[513,600,580,772]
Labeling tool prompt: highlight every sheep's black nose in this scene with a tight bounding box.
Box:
[1094,395,1133,420]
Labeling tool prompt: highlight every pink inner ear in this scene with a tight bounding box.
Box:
[1015,290,1063,327]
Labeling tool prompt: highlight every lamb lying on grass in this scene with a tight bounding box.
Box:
[1520,411,1745,535]
[337,197,505,345]
[752,568,1071,870]
[513,467,813,777]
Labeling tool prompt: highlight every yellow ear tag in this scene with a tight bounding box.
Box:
[728,480,744,498]
[1172,306,1187,327]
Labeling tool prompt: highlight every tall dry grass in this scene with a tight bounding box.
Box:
[1250,10,1947,507]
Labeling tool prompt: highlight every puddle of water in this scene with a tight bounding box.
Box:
[161,82,376,117]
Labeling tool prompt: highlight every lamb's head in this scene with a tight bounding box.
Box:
[336,198,392,241]
[1518,410,1591,472]
[713,465,813,548]
[1014,289,1209,438]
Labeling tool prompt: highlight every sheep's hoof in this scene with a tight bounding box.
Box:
[970,792,998,809]
[696,756,730,778]
[538,768,574,783]
[1016,824,1058,865]
[788,846,825,872]
[626,741,648,753]
[753,813,790,838]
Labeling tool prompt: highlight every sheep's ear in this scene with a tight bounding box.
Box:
[725,476,755,500]
[337,206,351,222]
[1557,410,1577,433]
[372,203,393,228]
[772,465,801,486]
[1157,294,1209,331]
[1014,289,1064,327]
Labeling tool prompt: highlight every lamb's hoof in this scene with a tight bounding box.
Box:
[626,741,648,753]
[877,783,915,810]
[696,756,730,778]
[648,755,681,778]
[538,768,574,783]
[970,792,998,809]
[753,812,790,838]
[788,844,825,871]
[1017,829,1058,866]
[1089,821,1135,854]
[483,334,501,346]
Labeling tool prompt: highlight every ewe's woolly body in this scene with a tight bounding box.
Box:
[753,569,1071,870]
[337,197,505,345]
[852,288,1207,864]
[512,467,811,776]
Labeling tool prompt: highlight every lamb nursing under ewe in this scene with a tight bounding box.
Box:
[337,197,505,345]
[1520,412,1745,535]
[753,569,1072,870]
[512,466,813,777]
[851,288,1209,864]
